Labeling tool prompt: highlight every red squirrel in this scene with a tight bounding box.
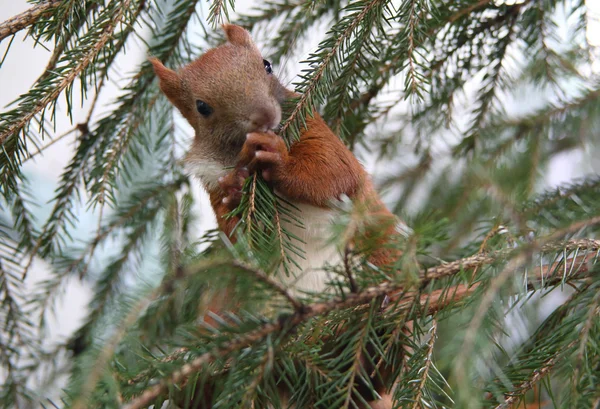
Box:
[151,24,400,409]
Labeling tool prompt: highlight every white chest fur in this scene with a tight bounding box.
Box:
[186,158,341,296]
[277,201,341,296]
[185,158,229,190]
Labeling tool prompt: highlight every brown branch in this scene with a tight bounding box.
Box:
[123,244,598,391]
[122,239,599,409]
[0,0,61,42]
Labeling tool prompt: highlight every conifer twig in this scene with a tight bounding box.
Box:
[492,340,578,409]
[127,248,597,391]
[0,0,135,146]
[230,260,304,312]
[278,0,385,137]
[411,320,437,409]
[122,238,599,409]
[0,0,61,42]
[455,218,600,391]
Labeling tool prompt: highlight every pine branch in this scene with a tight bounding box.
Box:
[279,0,389,140]
[0,0,141,198]
[459,4,521,154]
[69,283,163,409]
[33,178,187,323]
[0,0,135,146]
[15,0,199,281]
[454,218,600,394]
[570,288,600,409]
[208,0,232,26]
[493,339,578,409]
[410,320,437,409]
[229,260,305,312]
[127,244,597,392]
[122,238,600,408]
[0,0,61,42]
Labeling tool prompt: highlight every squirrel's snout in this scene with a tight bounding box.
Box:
[249,105,281,133]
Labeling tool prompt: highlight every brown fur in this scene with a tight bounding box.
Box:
[152,24,401,409]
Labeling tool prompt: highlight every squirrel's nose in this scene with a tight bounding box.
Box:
[249,106,280,132]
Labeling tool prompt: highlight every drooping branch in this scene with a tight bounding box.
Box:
[278,0,387,138]
[0,0,61,42]
[0,0,135,146]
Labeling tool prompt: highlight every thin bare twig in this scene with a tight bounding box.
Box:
[21,126,77,164]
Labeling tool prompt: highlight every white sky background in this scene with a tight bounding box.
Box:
[0,0,599,390]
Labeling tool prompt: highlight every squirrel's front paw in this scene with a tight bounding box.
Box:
[244,132,288,181]
[218,166,249,209]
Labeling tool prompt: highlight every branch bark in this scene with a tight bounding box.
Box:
[0,0,61,42]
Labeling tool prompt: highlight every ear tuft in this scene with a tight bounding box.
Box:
[149,56,182,100]
[149,57,193,121]
[222,24,253,47]
[149,57,178,86]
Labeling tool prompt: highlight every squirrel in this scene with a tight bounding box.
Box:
[151,24,401,409]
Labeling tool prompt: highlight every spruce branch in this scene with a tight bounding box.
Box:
[229,260,305,312]
[341,308,374,409]
[410,320,437,409]
[279,0,388,138]
[125,246,597,393]
[0,0,135,146]
[69,285,165,409]
[122,238,599,408]
[570,288,600,408]
[492,339,579,409]
[460,5,520,154]
[208,0,228,26]
[0,0,61,42]
[93,92,161,209]
[455,217,600,393]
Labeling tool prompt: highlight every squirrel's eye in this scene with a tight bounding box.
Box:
[196,100,213,117]
[263,59,272,75]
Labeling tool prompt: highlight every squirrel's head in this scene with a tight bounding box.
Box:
[150,24,287,163]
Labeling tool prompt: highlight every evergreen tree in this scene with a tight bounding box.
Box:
[0,0,599,408]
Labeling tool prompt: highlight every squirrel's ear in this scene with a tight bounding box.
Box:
[149,57,181,98]
[149,57,193,120]
[222,24,253,47]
